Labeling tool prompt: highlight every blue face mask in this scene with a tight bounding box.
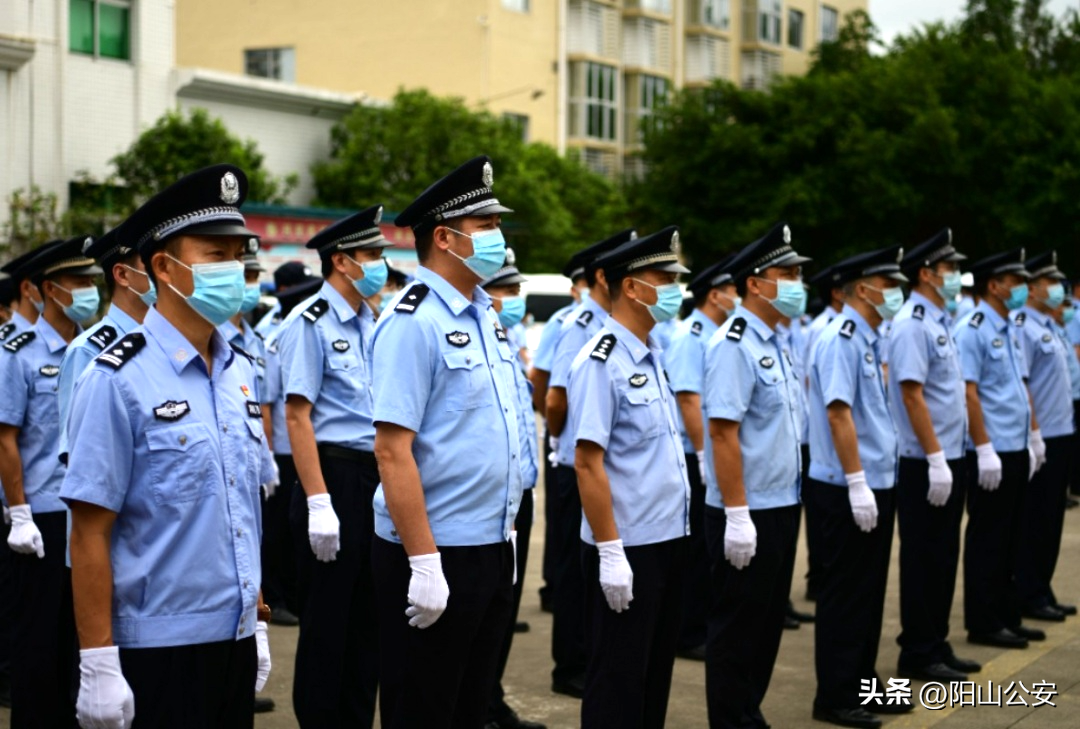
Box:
[239,284,261,313]
[1004,283,1028,311]
[447,227,507,279]
[1043,282,1065,309]
[123,265,157,307]
[936,270,963,301]
[166,255,246,326]
[757,277,807,319]
[633,279,683,323]
[1065,307,1076,325]
[864,284,905,320]
[344,256,388,298]
[944,297,959,314]
[52,284,100,323]
[496,296,526,328]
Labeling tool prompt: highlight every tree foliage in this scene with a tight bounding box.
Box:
[312,89,629,271]
[631,1,1080,275]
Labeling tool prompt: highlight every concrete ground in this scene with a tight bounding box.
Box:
[4,478,1078,728]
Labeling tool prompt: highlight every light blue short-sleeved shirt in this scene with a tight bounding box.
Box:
[262,324,290,455]
[1012,306,1074,439]
[568,317,690,546]
[664,308,719,453]
[0,317,76,513]
[277,282,377,452]
[804,308,838,375]
[953,301,1030,453]
[254,303,282,339]
[1057,323,1080,401]
[219,318,270,406]
[1067,314,1080,348]
[652,317,677,352]
[61,307,275,649]
[531,302,577,373]
[58,305,139,459]
[371,267,522,547]
[808,305,898,489]
[551,297,609,466]
[777,318,811,442]
[703,307,802,510]
[512,357,539,490]
[886,292,967,460]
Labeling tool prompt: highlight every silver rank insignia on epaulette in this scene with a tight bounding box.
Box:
[576,310,593,327]
[303,299,329,323]
[839,320,857,339]
[726,318,746,342]
[969,312,984,328]
[913,305,925,321]
[628,373,648,387]
[0,322,15,342]
[97,333,146,369]
[88,325,119,351]
[1015,312,1026,327]
[590,333,616,362]
[691,321,703,336]
[2,330,35,353]
[395,283,429,314]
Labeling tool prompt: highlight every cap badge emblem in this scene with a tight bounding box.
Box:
[82,237,93,254]
[375,205,383,224]
[482,161,494,187]
[783,225,791,244]
[671,231,680,254]
[220,172,240,204]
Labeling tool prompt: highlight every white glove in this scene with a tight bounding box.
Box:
[254,621,271,692]
[306,494,340,562]
[7,504,44,558]
[696,450,707,484]
[547,435,560,467]
[723,505,757,569]
[596,539,634,613]
[510,530,518,586]
[76,646,135,729]
[926,451,953,507]
[406,552,450,629]
[975,442,1002,491]
[262,459,280,499]
[1029,429,1047,478]
[845,471,878,533]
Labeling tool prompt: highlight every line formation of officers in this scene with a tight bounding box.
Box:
[0,153,1076,729]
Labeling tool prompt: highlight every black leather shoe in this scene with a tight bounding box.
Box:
[676,644,706,661]
[1052,602,1077,616]
[514,621,531,633]
[270,606,300,626]
[1011,624,1046,641]
[551,673,585,699]
[967,629,1028,648]
[898,662,968,682]
[944,655,982,674]
[254,697,275,713]
[866,701,914,715]
[486,705,547,729]
[812,706,882,728]
[783,614,801,630]
[787,605,815,623]
[1024,605,1066,622]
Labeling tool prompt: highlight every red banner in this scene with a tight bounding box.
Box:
[244,213,415,249]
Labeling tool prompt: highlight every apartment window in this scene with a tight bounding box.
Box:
[741,49,781,90]
[579,148,618,177]
[759,0,782,45]
[821,5,840,42]
[628,0,673,13]
[503,113,530,142]
[244,48,296,82]
[685,34,731,82]
[69,0,131,60]
[625,74,669,144]
[569,62,618,142]
[623,17,672,70]
[788,8,804,49]
[568,0,620,58]
[502,0,530,12]
[688,0,730,30]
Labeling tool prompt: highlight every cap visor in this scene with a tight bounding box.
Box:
[485,272,528,287]
[180,221,259,239]
[771,252,813,269]
[943,251,967,262]
[52,263,104,277]
[651,262,692,274]
[885,271,910,283]
[453,203,514,219]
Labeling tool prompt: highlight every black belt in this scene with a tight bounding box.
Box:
[317,443,376,465]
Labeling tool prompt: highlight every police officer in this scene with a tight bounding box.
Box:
[663,254,737,659]
[62,164,274,728]
[701,224,809,728]
[221,242,270,404]
[481,251,546,729]
[0,246,48,334]
[567,226,690,729]
[806,245,910,728]
[887,229,982,682]
[277,205,390,728]
[953,249,1045,649]
[0,236,101,727]
[1053,297,1080,509]
[1012,251,1076,621]
[255,261,314,338]
[545,228,635,697]
[370,156,521,728]
[57,227,154,460]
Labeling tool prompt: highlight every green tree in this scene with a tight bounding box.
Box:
[312,89,628,271]
[1,186,65,259]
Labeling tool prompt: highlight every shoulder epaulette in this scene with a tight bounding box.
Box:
[302,298,329,323]
[2,330,35,353]
[230,343,255,363]
[95,333,146,370]
[0,322,15,341]
[726,317,747,342]
[254,330,265,341]
[556,310,569,323]
[1014,312,1026,327]
[691,321,703,336]
[395,283,429,314]
[912,305,925,321]
[590,333,616,362]
[839,320,857,339]
[87,325,118,351]
[576,310,594,327]
[969,312,984,328]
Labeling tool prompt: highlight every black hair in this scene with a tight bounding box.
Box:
[585,266,601,288]
[691,288,710,308]
[103,251,141,295]
[414,226,436,263]
[321,255,334,278]
[735,277,749,298]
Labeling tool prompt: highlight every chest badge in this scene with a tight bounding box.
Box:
[246,401,261,418]
[937,335,948,346]
[629,373,648,388]
[759,356,775,369]
[332,339,350,352]
[495,325,508,342]
[39,364,60,377]
[240,384,252,398]
[1042,333,1053,343]
[154,400,190,422]
[992,338,1004,348]
[864,352,874,364]
[446,331,470,347]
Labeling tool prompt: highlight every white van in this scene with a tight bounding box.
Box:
[519,273,577,352]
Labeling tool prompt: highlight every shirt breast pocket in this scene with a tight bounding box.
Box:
[146,423,214,505]
[619,389,663,440]
[244,418,266,491]
[328,352,360,372]
[755,369,785,413]
[33,378,58,396]
[442,349,493,411]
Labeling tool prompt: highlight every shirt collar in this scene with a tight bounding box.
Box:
[322,280,366,325]
[217,318,243,345]
[841,303,878,345]
[689,308,720,337]
[977,300,1008,332]
[11,311,31,330]
[144,306,234,376]
[415,266,491,316]
[583,295,609,323]
[734,305,775,343]
[909,290,945,322]
[105,304,140,334]
[606,316,659,364]
[1020,304,1052,329]
[34,315,74,354]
